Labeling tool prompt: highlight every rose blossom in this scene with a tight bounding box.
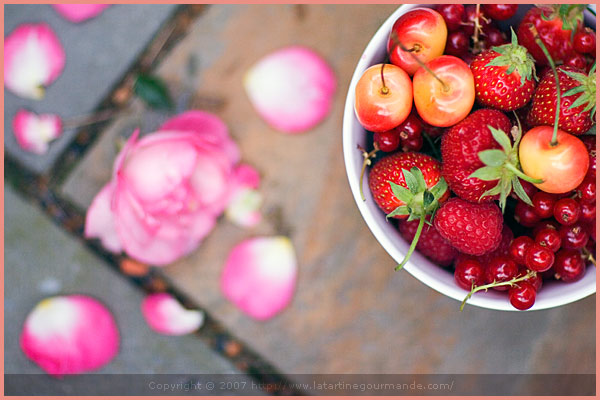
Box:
[85,111,259,266]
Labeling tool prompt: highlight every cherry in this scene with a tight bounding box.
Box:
[553,198,580,225]
[436,4,465,32]
[509,236,534,265]
[485,256,518,291]
[564,53,588,70]
[482,4,518,21]
[574,28,596,54]
[518,268,543,291]
[445,31,470,57]
[514,201,541,228]
[579,202,595,223]
[374,130,400,152]
[535,228,562,252]
[454,257,485,290]
[575,177,595,204]
[554,249,586,282]
[531,192,557,219]
[400,135,423,152]
[525,243,555,272]
[509,282,537,310]
[559,223,589,250]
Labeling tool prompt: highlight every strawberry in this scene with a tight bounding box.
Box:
[397,218,458,267]
[517,5,584,66]
[470,29,536,111]
[434,197,504,256]
[441,109,538,212]
[368,152,449,270]
[527,65,596,135]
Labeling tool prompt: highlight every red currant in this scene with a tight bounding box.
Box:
[580,202,595,223]
[485,256,518,291]
[509,282,537,310]
[445,31,470,57]
[509,236,534,265]
[400,135,423,152]
[575,177,596,204]
[564,53,588,70]
[559,223,589,250]
[515,201,541,227]
[553,198,580,226]
[482,26,508,48]
[454,257,485,290]
[482,4,518,21]
[525,243,555,272]
[532,220,560,237]
[435,4,465,32]
[396,113,423,141]
[554,249,586,282]
[532,192,557,219]
[574,28,596,54]
[580,136,595,179]
[518,268,542,291]
[535,228,562,252]
[374,130,400,152]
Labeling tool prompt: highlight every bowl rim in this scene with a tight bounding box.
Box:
[342,4,597,311]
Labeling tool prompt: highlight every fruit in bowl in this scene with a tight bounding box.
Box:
[343,4,596,311]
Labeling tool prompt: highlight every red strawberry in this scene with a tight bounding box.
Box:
[441,109,536,211]
[434,197,504,256]
[517,5,584,66]
[369,152,447,218]
[527,65,596,135]
[397,219,458,267]
[470,30,536,111]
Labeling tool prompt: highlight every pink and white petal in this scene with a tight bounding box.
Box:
[221,236,297,320]
[12,109,63,155]
[20,295,119,376]
[233,164,261,189]
[159,111,229,141]
[84,183,122,253]
[225,188,262,228]
[141,293,204,336]
[244,46,336,134]
[52,4,110,23]
[4,23,65,99]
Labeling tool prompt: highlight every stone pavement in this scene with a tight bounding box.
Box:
[5,4,597,396]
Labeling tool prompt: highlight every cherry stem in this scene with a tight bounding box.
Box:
[504,163,544,184]
[379,63,389,95]
[62,108,120,130]
[389,31,450,92]
[395,214,425,271]
[529,24,560,147]
[358,143,379,201]
[460,270,537,311]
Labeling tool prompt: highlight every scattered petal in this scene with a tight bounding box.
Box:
[20,295,119,377]
[52,4,110,23]
[221,236,297,320]
[4,23,66,99]
[226,164,263,227]
[84,183,122,253]
[244,46,336,134]
[141,293,204,336]
[12,109,62,154]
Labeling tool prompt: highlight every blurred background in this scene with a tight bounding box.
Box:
[4,4,595,396]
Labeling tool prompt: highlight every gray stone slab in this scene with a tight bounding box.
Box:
[4,185,262,395]
[4,4,177,174]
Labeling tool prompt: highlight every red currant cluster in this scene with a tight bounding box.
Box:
[455,136,596,311]
[373,111,443,154]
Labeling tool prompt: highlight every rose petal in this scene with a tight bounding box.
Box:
[244,46,336,133]
[12,109,63,154]
[225,164,263,227]
[20,295,119,377]
[4,23,65,99]
[84,183,122,253]
[52,4,110,23]
[221,236,297,320]
[141,293,204,336]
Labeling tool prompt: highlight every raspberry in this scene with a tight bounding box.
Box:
[397,219,458,267]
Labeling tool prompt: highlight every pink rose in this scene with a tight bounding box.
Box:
[85,111,257,266]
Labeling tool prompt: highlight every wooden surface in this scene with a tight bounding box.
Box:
[61,4,595,381]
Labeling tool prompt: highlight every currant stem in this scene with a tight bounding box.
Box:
[389,31,450,92]
[471,4,483,53]
[504,162,544,184]
[529,24,560,147]
[395,213,425,271]
[582,246,596,267]
[358,143,379,201]
[460,270,537,311]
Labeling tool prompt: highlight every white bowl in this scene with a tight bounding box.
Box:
[342,4,596,311]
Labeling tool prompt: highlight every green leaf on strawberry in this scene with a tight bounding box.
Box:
[485,28,536,86]
[469,125,543,213]
[563,64,596,120]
